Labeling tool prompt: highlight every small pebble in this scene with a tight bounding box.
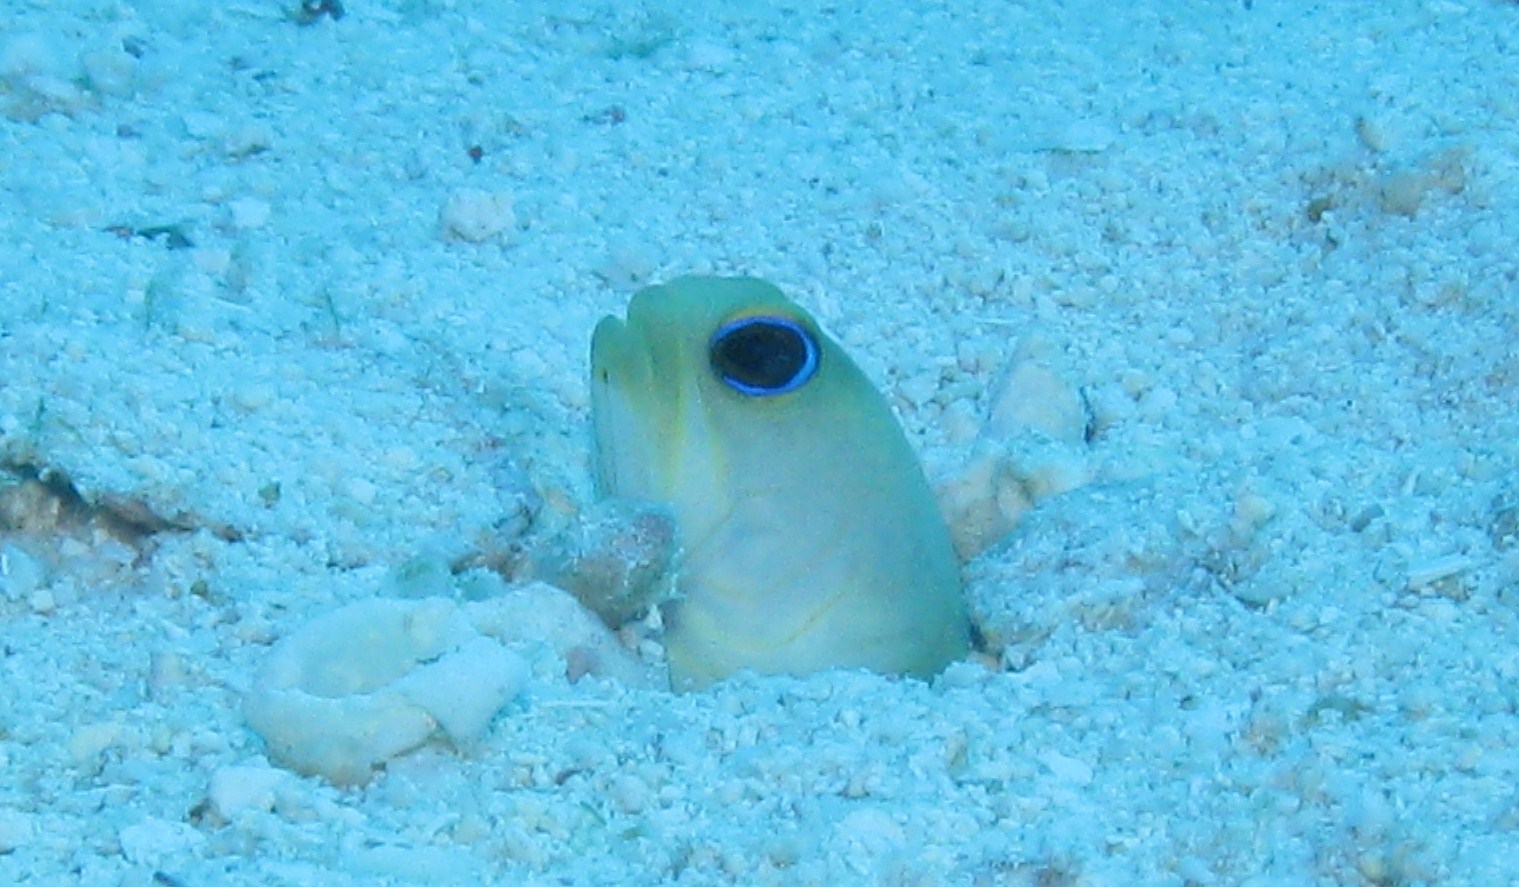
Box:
[0,543,44,600]
[228,197,272,229]
[986,359,1086,444]
[438,188,516,243]
[208,765,290,818]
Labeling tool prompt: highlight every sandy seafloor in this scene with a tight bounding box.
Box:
[2,0,1518,884]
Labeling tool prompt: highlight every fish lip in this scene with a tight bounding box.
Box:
[589,314,629,374]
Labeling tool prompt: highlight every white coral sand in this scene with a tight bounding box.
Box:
[2,1,1517,885]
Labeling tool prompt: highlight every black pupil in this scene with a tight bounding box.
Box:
[711,320,810,393]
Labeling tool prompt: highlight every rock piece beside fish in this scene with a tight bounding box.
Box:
[243,597,528,785]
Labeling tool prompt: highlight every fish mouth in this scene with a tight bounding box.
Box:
[589,314,649,500]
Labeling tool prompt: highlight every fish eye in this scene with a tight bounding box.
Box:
[709,315,820,397]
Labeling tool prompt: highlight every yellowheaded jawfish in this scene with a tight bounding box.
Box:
[591,276,969,691]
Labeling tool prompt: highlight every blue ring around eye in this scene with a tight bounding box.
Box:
[710,315,820,397]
